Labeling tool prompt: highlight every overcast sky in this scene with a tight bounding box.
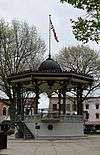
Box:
[0,0,99,58]
[0,0,99,100]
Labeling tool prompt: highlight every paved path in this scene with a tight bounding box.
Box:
[1,135,100,155]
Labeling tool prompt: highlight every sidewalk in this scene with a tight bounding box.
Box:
[1,135,100,155]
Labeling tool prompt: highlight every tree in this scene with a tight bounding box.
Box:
[56,45,100,101]
[56,45,99,74]
[0,19,46,108]
[60,0,100,43]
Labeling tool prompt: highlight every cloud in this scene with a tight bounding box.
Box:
[0,0,99,103]
[0,0,99,56]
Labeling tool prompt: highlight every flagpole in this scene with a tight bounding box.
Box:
[49,14,51,58]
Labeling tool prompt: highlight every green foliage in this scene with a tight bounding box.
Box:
[60,0,100,43]
[61,0,100,11]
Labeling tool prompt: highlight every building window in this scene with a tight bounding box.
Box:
[96,104,99,109]
[96,113,99,119]
[66,104,70,111]
[3,107,6,116]
[86,104,89,109]
[86,113,89,119]
[72,104,77,111]
[25,108,30,115]
[53,104,57,111]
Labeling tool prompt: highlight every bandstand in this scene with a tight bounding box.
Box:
[7,55,94,139]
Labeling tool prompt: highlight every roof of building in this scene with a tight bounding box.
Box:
[38,57,62,72]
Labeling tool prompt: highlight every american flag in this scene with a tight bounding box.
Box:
[50,19,59,42]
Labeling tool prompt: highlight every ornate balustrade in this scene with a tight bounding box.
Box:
[24,113,83,123]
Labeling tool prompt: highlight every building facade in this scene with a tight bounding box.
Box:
[83,97,100,130]
[50,96,100,131]
[0,99,9,121]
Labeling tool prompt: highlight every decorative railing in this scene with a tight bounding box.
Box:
[24,113,83,123]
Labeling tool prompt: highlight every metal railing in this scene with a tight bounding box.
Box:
[24,108,83,123]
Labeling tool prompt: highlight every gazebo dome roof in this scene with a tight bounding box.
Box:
[38,57,62,72]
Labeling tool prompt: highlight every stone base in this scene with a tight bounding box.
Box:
[25,115,84,139]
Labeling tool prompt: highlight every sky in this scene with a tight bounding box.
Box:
[0,0,99,58]
[0,0,100,101]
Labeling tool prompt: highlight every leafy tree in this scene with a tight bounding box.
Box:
[0,19,46,108]
[60,0,100,43]
[56,45,100,101]
[56,45,99,74]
